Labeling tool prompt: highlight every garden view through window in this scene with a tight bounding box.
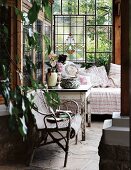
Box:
[53,0,113,66]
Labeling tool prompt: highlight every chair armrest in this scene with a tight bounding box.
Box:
[44,112,71,129]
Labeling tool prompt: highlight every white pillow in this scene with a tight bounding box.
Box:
[97,66,109,87]
[86,66,102,87]
[78,67,87,76]
[108,63,121,87]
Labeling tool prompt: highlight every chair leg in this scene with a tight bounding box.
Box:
[27,148,35,166]
[64,129,70,167]
[75,134,78,145]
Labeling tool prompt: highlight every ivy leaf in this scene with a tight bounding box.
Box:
[18,116,27,137]
[3,25,8,38]
[42,0,49,7]
[45,91,60,111]
[14,7,25,21]
[48,45,52,55]
[28,35,35,47]
[30,78,39,90]
[44,4,51,20]
[28,1,40,24]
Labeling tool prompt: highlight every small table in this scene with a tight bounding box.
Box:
[49,85,92,141]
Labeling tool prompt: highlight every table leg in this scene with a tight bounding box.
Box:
[87,100,91,127]
[81,106,86,141]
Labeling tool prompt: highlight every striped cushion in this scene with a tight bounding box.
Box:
[108,63,121,87]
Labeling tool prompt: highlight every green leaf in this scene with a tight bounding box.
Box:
[28,1,40,24]
[44,4,51,21]
[3,25,8,37]
[42,0,49,7]
[18,116,28,137]
[45,91,60,111]
[30,78,39,90]
[14,7,25,21]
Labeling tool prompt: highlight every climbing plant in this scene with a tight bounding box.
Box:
[0,0,60,139]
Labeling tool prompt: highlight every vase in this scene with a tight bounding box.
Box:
[47,70,57,87]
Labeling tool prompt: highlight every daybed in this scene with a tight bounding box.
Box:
[79,63,121,117]
[80,63,121,126]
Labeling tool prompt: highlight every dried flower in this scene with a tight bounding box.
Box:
[48,51,58,69]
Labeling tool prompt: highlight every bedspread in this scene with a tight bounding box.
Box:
[88,88,121,115]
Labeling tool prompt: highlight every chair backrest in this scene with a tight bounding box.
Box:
[28,89,50,129]
[33,89,50,114]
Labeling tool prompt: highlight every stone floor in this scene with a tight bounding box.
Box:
[0,119,104,170]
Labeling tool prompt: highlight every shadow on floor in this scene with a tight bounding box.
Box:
[91,114,112,122]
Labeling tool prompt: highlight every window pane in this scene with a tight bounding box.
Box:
[23,25,33,85]
[86,16,95,25]
[96,53,111,66]
[79,0,95,15]
[54,16,85,60]
[96,26,112,52]
[62,0,78,15]
[86,53,95,63]
[86,27,95,52]
[96,0,112,25]
[35,20,43,83]
[53,0,61,15]
[77,35,85,43]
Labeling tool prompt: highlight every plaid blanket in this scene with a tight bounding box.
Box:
[88,88,121,115]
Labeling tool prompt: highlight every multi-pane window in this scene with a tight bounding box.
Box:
[54,16,85,62]
[35,20,43,82]
[44,21,51,61]
[23,14,43,84]
[53,0,113,65]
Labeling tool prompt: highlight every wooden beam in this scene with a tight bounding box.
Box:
[121,0,129,116]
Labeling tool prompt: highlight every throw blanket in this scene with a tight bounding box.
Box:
[88,88,121,115]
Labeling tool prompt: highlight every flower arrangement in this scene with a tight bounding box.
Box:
[48,51,58,70]
[48,51,67,72]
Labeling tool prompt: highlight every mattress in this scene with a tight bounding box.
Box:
[88,88,121,115]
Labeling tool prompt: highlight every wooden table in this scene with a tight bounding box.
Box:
[49,85,92,141]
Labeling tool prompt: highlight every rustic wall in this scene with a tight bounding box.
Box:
[98,136,130,170]
[0,116,27,164]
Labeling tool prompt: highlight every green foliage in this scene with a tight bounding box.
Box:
[86,53,110,68]
[45,91,60,111]
[44,34,52,57]
[0,56,60,139]
[44,4,52,21]
[0,0,7,5]
[28,1,41,24]
[0,0,60,139]
[15,7,25,21]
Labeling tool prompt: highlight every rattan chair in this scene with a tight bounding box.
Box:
[28,89,82,167]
